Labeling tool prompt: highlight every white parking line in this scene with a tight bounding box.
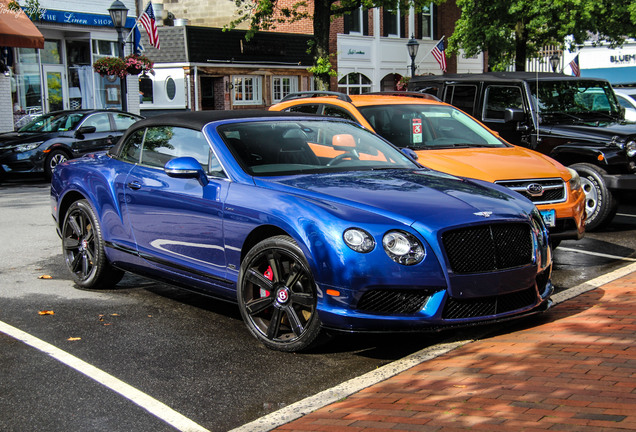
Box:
[616,213,636,218]
[0,320,210,432]
[558,247,636,262]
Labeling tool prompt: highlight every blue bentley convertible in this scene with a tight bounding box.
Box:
[51,111,553,351]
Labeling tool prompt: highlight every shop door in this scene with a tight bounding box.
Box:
[42,65,68,112]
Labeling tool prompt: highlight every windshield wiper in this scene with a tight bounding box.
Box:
[577,111,619,121]
[540,111,585,123]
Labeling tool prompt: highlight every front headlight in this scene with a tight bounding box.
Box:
[626,140,636,158]
[343,228,375,253]
[382,230,426,265]
[567,167,581,191]
[13,141,43,152]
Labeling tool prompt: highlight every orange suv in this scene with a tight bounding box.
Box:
[271,91,586,244]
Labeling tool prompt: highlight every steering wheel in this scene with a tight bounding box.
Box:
[327,152,360,166]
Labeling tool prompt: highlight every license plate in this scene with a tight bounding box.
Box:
[540,209,556,227]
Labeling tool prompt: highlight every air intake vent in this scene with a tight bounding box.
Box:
[442,223,532,274]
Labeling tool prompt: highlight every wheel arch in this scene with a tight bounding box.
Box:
[57,190,89,230]
[45,143,74,158]
[550,145,609,168]
[240,225,290,263]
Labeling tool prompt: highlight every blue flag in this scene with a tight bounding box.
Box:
[134,24,145,55]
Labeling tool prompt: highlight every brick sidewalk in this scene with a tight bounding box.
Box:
[274,270,636,431]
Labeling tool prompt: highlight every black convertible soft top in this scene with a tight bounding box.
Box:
[131,109,318,130]
[109,109,319,155]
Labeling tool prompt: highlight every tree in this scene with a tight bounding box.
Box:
[446,0,636,71]
[227,0,431,90]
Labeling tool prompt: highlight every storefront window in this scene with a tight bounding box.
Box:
[41,40,62,64]
[139,75,153,103]
[232,75,263,105]
[337,73,372,95]
[272,76,298,102]
[92,40,122,110]
[15,48,42,114]
[67,41,91,110]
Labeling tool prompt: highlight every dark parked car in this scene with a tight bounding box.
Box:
[0,109,142,180]
[409,72,636,230]
[51,110,553,352]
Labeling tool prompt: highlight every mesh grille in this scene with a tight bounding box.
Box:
[442,286,538,319]
[356,289,435,315]
[495,178,566,204]
[442,223,532,274]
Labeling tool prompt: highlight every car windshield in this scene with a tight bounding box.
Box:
[217,120,419,176]
[357,104,506,149]
[18,112,86,132]
[529,80,622,122]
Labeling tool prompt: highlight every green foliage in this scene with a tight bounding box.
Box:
[308,56,337,77]
[445,0,636,71]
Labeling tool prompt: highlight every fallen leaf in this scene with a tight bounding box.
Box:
[38,275,53,279]
[110,313,119,317]
[67,337,81,341]
[38,310,55,315]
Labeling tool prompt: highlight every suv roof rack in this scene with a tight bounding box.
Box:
[364,91,441,101]
[280,91,352,103]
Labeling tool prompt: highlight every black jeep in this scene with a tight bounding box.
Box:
[409,72,636,230]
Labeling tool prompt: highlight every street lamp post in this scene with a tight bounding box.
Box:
[406,35,420,78]
[550,54,560,73]
[108,0,128,111]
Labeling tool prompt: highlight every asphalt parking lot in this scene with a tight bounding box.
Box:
[1,177,636,431]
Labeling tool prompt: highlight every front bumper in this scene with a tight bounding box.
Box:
[316,265,553,333]
[0,150,44,174]
[603,173,636,190]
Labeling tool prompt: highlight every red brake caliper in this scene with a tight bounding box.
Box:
[260,265,273,297]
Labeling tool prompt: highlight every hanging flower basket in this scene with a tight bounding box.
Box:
[124,54,154,76]
[396,76,410,91]
[92,57,126,78]
[92,55,154,78]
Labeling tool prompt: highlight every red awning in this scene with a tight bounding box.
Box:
[0,0,44,49]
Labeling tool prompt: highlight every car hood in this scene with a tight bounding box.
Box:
[414,146,569,183]
[0,131,63,146]
[261,169,533,229]
[542,121,636,142]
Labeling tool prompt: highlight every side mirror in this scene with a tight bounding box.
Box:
[164,157,209,186]
[504,108,525,123]
[75,125,96,138]
[400,148,419,160]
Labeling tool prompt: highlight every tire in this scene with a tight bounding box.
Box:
[44,149,69,180]
[62,200,124,289]
[570,163,618,231]
[237,235,322,352]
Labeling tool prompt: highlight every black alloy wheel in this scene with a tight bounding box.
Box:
[237,236,321,352]
[62,200,124,289]
[44,149,69,180]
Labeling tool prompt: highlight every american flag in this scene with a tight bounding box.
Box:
[431,39,447,72]
[139,2,160,49]
[569,54,580,77]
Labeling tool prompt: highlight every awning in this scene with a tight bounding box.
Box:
[0,0,45,49]
[582,66,636,86]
